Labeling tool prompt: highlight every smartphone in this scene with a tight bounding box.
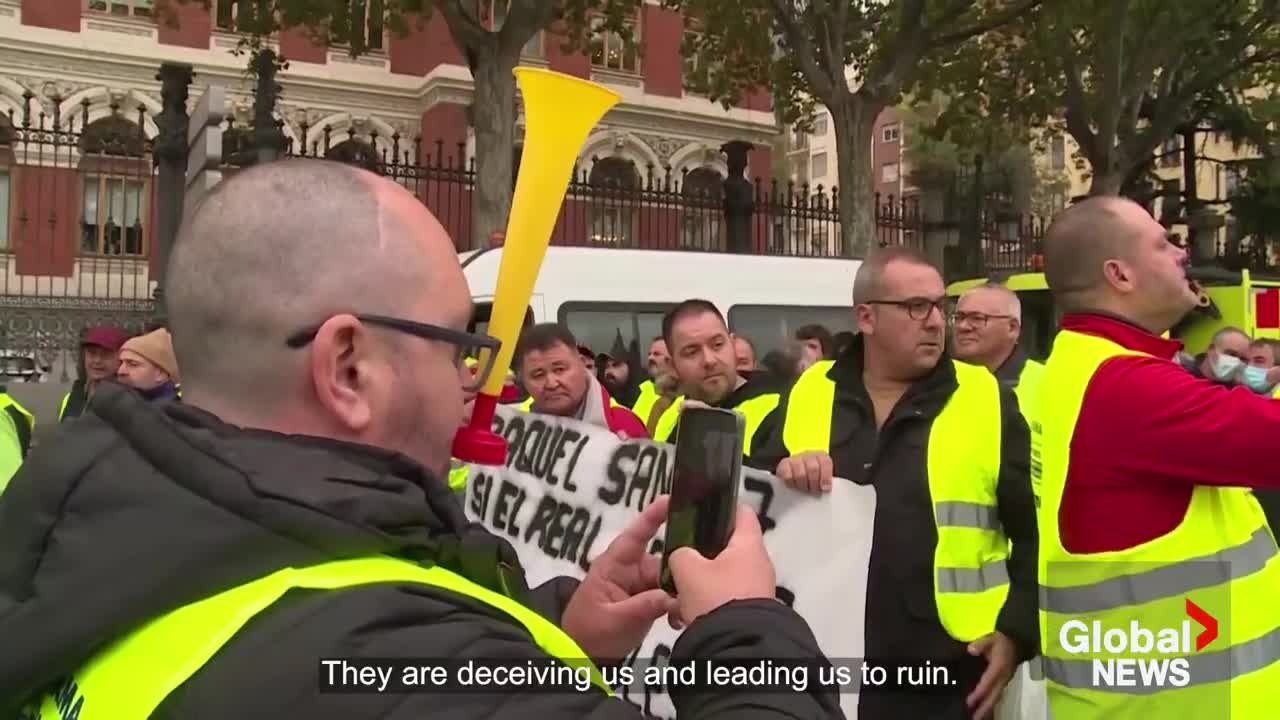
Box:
[659,406,745,595]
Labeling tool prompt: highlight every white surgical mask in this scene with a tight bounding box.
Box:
[1211,353,1243,381]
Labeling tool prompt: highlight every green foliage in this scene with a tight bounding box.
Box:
[915,0,1280,193]
[1230,157,1280,242]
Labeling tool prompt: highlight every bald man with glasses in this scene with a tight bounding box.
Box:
[952,282,1044,422]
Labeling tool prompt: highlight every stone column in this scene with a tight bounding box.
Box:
[152,62,194,314]
[722,140,755,254]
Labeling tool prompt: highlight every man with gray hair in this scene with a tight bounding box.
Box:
[0,159,836,719]
[1178,325,1250,386]
[952,282,1043,420]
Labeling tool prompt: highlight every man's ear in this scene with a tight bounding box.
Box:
[308,314,373,433]
[1102,258,1134,292]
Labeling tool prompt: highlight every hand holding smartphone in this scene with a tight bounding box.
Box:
[659,406,745,595]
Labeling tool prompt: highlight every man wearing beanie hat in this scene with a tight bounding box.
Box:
[117,329,180,403]
[59,324,130,422]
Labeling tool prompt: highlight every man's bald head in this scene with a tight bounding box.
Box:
[166,159,458,415]
[1041,195,1196,332]
[1042,196,1135,308]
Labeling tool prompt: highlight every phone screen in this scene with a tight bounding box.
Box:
[659,406,745,594]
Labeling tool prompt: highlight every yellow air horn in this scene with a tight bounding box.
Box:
[453,68,622,465]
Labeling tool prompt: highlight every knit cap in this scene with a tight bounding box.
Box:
[120,329,179,380]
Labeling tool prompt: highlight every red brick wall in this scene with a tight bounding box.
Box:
[641,5,682,98]
[157,0,211,50]
[420,103,469,160]
[21,0,79,32]
[547,31,590,78]
[279,26,327,65]
[391,12,462,76]
[737,87,771,113]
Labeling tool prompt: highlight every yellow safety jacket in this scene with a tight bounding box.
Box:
[31,556,610,720]
[630,380,659,427]
[781,359,1009,643]
[1013,358,1044,423]
[0,391,34,458]
[1033,329,1280,719]
[650,391,780,456]
[448,460,470,493]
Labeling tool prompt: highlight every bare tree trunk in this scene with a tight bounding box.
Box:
[831,96,882,258]
[469,51,518,250]
[1089,168,1126,196]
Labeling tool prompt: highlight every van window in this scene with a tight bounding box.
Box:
[469,302,534,337]
[559,302,672,361]
[727,305,855,356]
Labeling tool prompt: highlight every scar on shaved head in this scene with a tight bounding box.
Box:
[166,158,439,412]
[1042,196,1140,311]
[964,282,1022,322]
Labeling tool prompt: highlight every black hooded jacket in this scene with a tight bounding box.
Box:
[0,383,838,719]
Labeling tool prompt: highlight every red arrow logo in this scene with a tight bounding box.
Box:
[1186,598,1218,651]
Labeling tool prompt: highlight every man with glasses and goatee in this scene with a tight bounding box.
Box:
[752,246,1038,720]
[0,159,838,720]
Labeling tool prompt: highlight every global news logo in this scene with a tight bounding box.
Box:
[1058,599,1218,688]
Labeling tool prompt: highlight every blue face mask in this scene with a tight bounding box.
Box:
[1242,365,1273,394]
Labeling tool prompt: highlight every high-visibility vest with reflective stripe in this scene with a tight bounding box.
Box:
[1033,329,1280,718]
[0,412,21,495]
[58,392,72,421]
[782,359,1008,643]
[0,392,34,457]
[651,392,780,456]
[32,556,610,720]
[1014,358,1044,423]
[631,381,659,427]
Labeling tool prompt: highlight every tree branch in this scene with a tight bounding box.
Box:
[931,0,1043,47]
[866,0,928,100]
[1094,0,1131,157]
[768,0,835,100]
[1058,32,1099,167]
[437,0,490,51]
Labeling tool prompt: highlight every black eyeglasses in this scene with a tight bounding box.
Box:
[951,311,1014,329]
[866,297,947,321]
[286,313,502,393]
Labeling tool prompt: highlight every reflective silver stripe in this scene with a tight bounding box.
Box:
[938,559,1009,593]
[1041,527,1277,615]
[936,501,1001,530]
[1043,624,1280,693]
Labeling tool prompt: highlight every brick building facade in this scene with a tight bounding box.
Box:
[0,0,779,302]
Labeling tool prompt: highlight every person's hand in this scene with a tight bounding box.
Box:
[666,504,777,628]
[679,399,712,413]
[560,496,677,660]
[776,451,833,494]
[1266,366,1280,388]
[965,631,1017,719]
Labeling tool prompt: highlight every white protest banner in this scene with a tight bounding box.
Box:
[463,405,873,719]
[462,406,1048,720]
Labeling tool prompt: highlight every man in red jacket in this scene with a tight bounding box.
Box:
[515,323,649,439]
[1035,196,1280,718]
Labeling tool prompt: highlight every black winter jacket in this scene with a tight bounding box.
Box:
[0,383,840,719]
[751,340,1038,718]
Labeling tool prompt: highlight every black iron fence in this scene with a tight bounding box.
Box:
[1,96,160,379]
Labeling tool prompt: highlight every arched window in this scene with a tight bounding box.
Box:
[588,156,639,246]
[325,138,384,175]
[78,114,150,258]
[680,167,722,250]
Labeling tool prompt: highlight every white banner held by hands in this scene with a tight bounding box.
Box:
[463,405,874,719]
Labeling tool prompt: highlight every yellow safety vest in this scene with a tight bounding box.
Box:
[650,391,780,456]
[32,556,610,720]
[448,460,470,493]
[1014,358,1044,423]
[0,411,21,494]
[58,391,72,422]
[1033,329,1280,719]
[630,380,659,427]
[0,391,34,457]
[781,359,1008,643]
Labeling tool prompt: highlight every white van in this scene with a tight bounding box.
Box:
[460,246,862,358]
